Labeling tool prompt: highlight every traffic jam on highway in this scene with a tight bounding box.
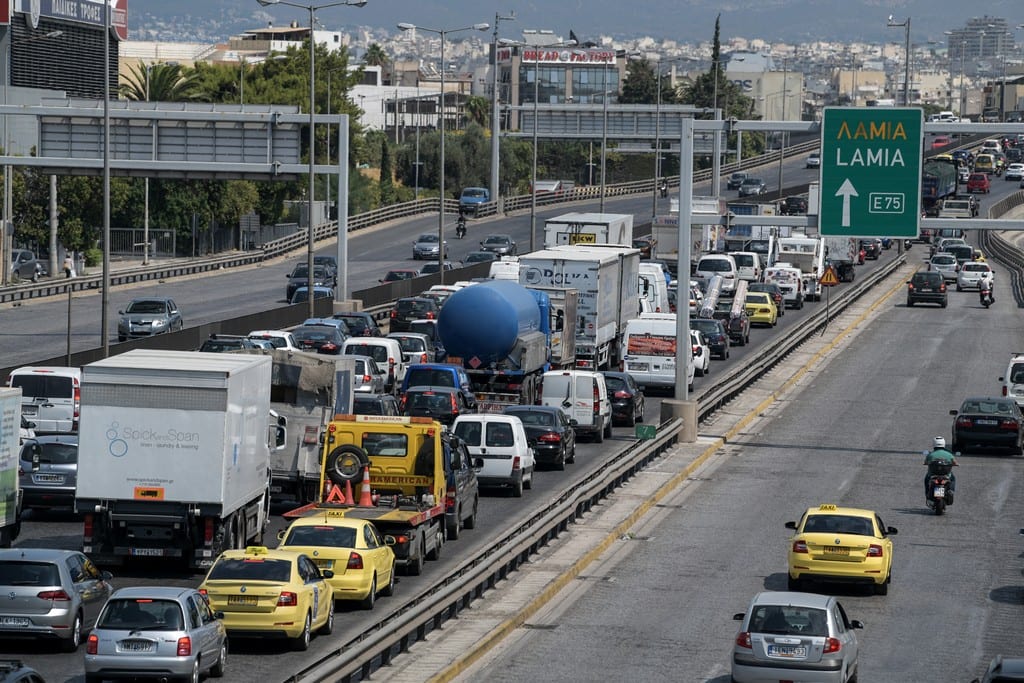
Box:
[1,129,1021,681]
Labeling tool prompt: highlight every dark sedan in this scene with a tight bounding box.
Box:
[690,318,730,360]
[292,325,346,354]
[503,405,576,470]
[285,263,331,301]
[951,397,1024,454]
[479,234,517,256]
[333,311,383,337]
[858,239,881,260]
[400,386,468,426]
[601,371,646,428]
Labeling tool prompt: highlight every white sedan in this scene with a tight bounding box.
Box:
[1005,163,1024,181]
[956,261,994,291]
[928,253,960,282]
[690,330,711,377]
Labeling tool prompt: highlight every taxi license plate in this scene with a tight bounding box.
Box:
[823,546,849,555]
[0,617,29,627]
[314,559,334,569]
[767,645,806,658]
[228,595,258,606]
[129,548,164,557]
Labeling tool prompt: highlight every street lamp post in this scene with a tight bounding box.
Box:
[398,22,490,283]
[887,15,911,106]
[325,66,345,237]
[257,0,367,318]
[776,57,789,196]
[1,29,62,288]
[489,12,515,205]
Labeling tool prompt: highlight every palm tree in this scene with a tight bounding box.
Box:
[463,95,489,127]
[120,61,198,101]
[363,43,390,84]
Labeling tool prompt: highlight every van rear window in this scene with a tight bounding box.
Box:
[406,369,455,388]
[698,259,732,272]
[733,255,753,267]
[10,374,74,399]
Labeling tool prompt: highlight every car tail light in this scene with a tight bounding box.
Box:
[1003,387,1008,396]
[593,382,600,417]
[198,588,208,597]
[538,432,561,444]
[426,312,436,320]
[939,283,946,292]
[792,540,808,553]
[735,631,751,649]
[445,485,456,511]
[320,342,337,352]
[614,390,630,399]
[362,374,372,383]
[277,591,298,606]
[177,637,192,656]
[450,393,459,417]
[823,637,842,654]
[419,353,428,363]
[37,590,71,601]
[86,634,98,655]
[347,552,364,570]
[73,381,81,426]
[1001,419,1020,431]
[390,310,397,319]
[512,456,521,472]
[867,544,884,557]
[956,416,972,428]
[204,518,215,545]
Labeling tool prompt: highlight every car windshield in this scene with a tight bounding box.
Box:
[483,236,510,245]
[409,392,454,412]
[126,300,167,314]
[397,300,433,315]
[749,605,829,636]
[932,256,955,265]
[207,557,293,582]
[394,337,426,352]
[345,344,389,363]
[733,254,753,267]
[506,410,555,427]
[293,328,337,343]
[405,368,455,387]
[802,514,874,536]
[466,252,495,262]
[249,334,288,348]
[746,294,770,304]
[336,316,371,334]
[25,441,77,464]
[0,560,60,586]
[960,399,1015,416]
[417,234,438,243]
[385,271,416,281]
[963,264,989,273]
[741,178,762,186]
[699,259,732,272]
[462,189,487,198]
[98,598,183,631]
[200,339,245,352]
[284,525,357,548]
[603,376,626,392]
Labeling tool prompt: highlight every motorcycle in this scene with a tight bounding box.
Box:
[925,460,955,515]
[455,218,467,239]
[659,181,669,198]
[980,279,994,308]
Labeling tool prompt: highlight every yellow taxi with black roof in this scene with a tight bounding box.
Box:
[785,504,898,595]
[198,546,334,651]
[277,513,396,610]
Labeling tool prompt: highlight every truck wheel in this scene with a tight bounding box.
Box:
[325,445,369,486]
[603,420,613,439]
[593,422,604,443]
[512,474,524,497]
[406,543,424,576]
[426,529,443,561]
[447,508,461,541]
[464,496,478,529]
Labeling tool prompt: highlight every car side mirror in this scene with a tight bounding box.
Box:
[569,418,578,426]
[277,529,287,542]
[321,569,334,579]
[214,611,225,620]
[101,570,114,581]
[472,457,485,470]
[383,535,397,546]
[784,521,797,529]
[886,526,898,535]
[949,409,959,416]
[732,612,744,621]
[117,310,124,315]
[849,619,864,629]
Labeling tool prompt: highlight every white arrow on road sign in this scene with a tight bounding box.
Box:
[835,179,859,227]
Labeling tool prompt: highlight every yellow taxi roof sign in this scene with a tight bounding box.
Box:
[818,504,838,511]
[245,546,270,554]
[819,267,840,287]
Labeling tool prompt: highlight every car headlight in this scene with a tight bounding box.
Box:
[152,319,167,327]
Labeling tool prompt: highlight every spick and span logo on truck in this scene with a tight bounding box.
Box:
[105,421,201,457]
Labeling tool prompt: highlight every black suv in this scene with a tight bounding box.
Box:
[389,296,440,333]
[780,196,808,215]
[333,311,383,337]
[907,271,947,307]
[859,239,881,260]
[443,434,480,540]
[199,334,260,353]
[709,306,751,346]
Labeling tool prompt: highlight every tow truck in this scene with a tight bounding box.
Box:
[284,415,471,575]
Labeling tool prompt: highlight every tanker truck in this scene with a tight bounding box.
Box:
[438,280,578,412]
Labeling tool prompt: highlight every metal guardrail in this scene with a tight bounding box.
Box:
[286,250,908,683]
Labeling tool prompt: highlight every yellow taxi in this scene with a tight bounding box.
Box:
[743,291,778,327]
[198,546,334,651]
[278,513,396,609]
[785,504,898,595]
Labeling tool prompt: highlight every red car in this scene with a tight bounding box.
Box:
[967,173,991,193]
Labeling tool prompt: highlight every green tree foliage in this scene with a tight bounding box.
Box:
[620,58,679,105]
[379,137,396,205]
[120,61,199,101]
[463,95,490,127]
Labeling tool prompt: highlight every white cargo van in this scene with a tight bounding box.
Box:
[488,256,520,281]
[999,354,1024,407]
[538,369,612,442]
[452,414,535,496]
[695,254,739,293]
[619,313,695,393]
[763,264,805,309]
[638,261,670,313]
[341,337,406,393]
[7,366,81,434]
[729,251,763,283]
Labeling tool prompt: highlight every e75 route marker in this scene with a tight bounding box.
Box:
[819,107,922,238]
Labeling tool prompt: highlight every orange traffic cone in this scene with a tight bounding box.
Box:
[343,479,355,506]
[357,466,374,507]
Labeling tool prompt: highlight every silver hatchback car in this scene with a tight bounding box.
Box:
[0,548,113,651]
[85,586,227,683]
[732,591,862,683]
[928,253,960,282]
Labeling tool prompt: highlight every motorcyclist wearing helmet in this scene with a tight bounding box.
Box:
[924,436,957,501]
[979,270,995,304]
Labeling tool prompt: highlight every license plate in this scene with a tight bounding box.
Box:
[228,595,257,606]
[269,485,283,494]
[314,559,334,569]
[21,406,37,416]
[129,548,164,557]
[822,546,849,555]
[119,639,155,652]
[977,419,998,426]
[767,645,806,658]
[933,486,946,497]
[0,617,29,627]
[33,474,64,483]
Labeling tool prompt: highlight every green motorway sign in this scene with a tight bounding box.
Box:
[819,107,923,238]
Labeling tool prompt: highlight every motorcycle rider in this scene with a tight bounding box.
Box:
[659,178,669,198]
[456,206,467,238]
[979,270,994,305]
[924,436,957,503]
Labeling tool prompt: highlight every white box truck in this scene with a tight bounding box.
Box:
[0,389,22,547]
[543,212,633,249]
[519,245,640,370]
[777,236,826,301]
[75,350,283,569]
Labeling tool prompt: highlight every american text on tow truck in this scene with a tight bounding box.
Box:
[284,415,464,576]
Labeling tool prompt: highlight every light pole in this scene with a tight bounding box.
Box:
[398,22,490,282]
[503,32,576,252]
[1,29,62,288]
[325,65,345,235]
[257,0,367,319]
[887,15,911,106]
[142,60,177,266]
[775,56,790,196]
[490,12,515,205]
[599,51,622,212]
